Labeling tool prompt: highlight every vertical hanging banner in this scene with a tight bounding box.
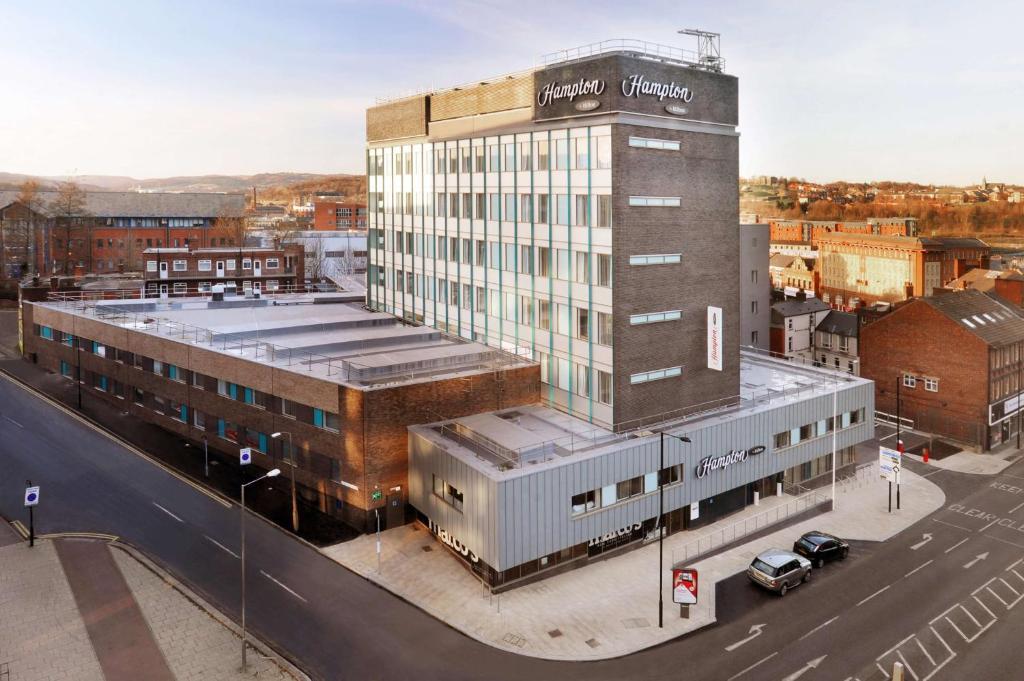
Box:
[707,306,723,371]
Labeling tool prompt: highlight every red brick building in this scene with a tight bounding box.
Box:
[769,217,917,249]
[0,190,246,275]
[313,201,367,231]
[860,289,1024,450]
[141,245,305,297]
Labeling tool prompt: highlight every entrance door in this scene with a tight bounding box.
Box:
[253,259,262,277]
[252,282,261,296]
[159,261,168,279]
[159,284,168,299]
[216,261,224,277]
[386,490,404,528]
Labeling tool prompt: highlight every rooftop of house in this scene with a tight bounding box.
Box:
[0,190,246,219]
[815,232,989,250]
[411,350,867,480]
[771,297,830,319]
[948,268,1024,293]
[919,289,1024,346]
[816,310,859,338]
[33,295,533,391]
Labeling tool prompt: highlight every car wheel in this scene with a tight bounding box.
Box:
[840,548,849,560]
[779,583,789,597]
[814,558,824,569]
[803,570,811,583]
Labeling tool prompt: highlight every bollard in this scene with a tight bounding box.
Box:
[892,661,905,681]
[923,447,930,464]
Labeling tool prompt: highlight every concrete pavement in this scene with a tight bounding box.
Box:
[324,464,945,661]
[0,532,301,681]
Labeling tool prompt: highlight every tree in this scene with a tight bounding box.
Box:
[48,181,89,275]
[14,180,44,275]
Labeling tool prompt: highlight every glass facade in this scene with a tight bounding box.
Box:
[368,125,614,424]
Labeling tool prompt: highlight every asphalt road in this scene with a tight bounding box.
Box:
[2,371,1024,681]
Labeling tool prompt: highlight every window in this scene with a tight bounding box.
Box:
[242,258,252,269]
[630,253,681,266]
[659,464,683,486]
[146,261,158,272]
[596,254,612,287]
[576,308,589,340]
[266,258,279,269]
[172,260,187,271]
[575,252,589,283]
[281,399,296,418]
[616,476,644,500]
[819,332,831,348]
[173,283,187,294]
[628,136,681,150]
[554,138,570,170]
[630,310,682,325]
[903,373,917,389]
[197,259,212,272]
[630,366,682,384]
[193,409,206,430]
[534,139,549,170]
[924,377,939,392]
[752,330,759,345]
[226,259,236,271]
[537,246,550,277]
[838,336,849,352]
[628,196,681,207]
[592,135,611,168]
[433,475,464,512]
[596,312,612,346]
[537,300,551,330]
[555,194,570,225]
[571,490,597,515]
[325,411,340,432]
[597,370,612,405]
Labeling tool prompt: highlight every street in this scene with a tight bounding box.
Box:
[2,371,1024,681]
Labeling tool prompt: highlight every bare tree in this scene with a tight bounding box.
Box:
[49,181,89,275]
[14,180,44,275]
[305,237,327,281]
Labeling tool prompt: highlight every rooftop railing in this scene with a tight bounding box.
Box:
[541,39,709,69]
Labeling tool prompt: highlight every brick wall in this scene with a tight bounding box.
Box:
[860,300,990,448]
[366,96,428,143]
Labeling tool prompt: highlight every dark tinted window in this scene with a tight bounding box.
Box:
[751,559,778,577]
[797,538,817,552]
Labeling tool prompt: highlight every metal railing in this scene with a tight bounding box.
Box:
[542,39,708,68]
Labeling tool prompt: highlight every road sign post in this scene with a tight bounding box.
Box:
[24,482,39,548]
[239,447,252,466]
[879,446,901,513]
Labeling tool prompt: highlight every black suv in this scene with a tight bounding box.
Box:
[793,531,849,569]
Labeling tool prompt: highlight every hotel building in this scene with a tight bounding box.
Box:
[365,42,740,430]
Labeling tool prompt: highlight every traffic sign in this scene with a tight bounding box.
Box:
[371,489,382,502]
[24,486,40,507]
[673,568,698,604]
[239,448,252,466]
[879,446,901,483]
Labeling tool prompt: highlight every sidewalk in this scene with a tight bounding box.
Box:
[324,467,945,661]
[0,530,303,681]
[903,445,1021,475]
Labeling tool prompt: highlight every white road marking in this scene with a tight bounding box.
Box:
[260,570,307,603]
[906,559,934,578]
[798,615,839,641]
[3,415,24,428]
[857,585,891,606]
[911,533,933,550]
[945,538,969,554]
[879,432,898,441]
[1007,558,1023,572]
[1009,501,1024,514]
[933,518,973,532]
[726,652,777,681]
[204,534,239,559]
[923,469,943,478]
[963,553,989,570]
[984,534,1024,550]
[980,517,1001,532]
[724,623,766,652]
[152,502,183,523]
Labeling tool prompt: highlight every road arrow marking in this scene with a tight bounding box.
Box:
[964,552,989,569]
[725,623,767,651]
[781,656,827,681]
[911,533,933,550]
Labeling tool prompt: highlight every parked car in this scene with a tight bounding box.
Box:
[747,549,812,596]
[793,531,850,568]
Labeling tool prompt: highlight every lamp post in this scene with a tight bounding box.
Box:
[240,467,280,671]
[271,432,298,532]
[658,431,691,628]
[202,435,209,478]
[896,372,929,511]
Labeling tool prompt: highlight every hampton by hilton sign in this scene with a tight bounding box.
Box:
[537,74,694,108]
[695,445,766,479]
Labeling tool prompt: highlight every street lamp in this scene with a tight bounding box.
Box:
[270,432,298,532]
[658,430,691,628]
[240,467,280,671]
[896,372,929,511]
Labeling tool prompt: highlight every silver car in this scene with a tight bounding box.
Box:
[747,548,812,596]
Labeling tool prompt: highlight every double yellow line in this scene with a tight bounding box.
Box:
[0,371,231,509]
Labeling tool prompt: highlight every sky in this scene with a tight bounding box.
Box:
[3,0,1023,185]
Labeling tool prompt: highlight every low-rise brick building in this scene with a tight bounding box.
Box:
[22,293,538,531]
[313,201,367,231]
[141,245,305,296]
[860,289,1024,450]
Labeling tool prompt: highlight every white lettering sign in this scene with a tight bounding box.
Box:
[588,522,642,547]
[879,446,901,483]
[537,78,606,107]
[695,446,766,479]
[707,306,723,371]
[428,519,479,563]
[621,74,694,103]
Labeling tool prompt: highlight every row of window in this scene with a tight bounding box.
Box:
[369,136,613,178]
[432,475,464,512]
[630,366,683,385]
[87,236,235,250]
[570,464,684,516]
[629,253,682,266]
[630,310,681,326]
[902,373,939,392]
[38,326,340,431]
[375,190,615,227]
[147,280,283,294]
[383,240,612,285]
[145,257,280,273]
[773,409,866,449]
[110,218,211,228]
[536,353,613,406]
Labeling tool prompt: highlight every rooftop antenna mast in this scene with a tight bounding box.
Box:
[678,28,722,72]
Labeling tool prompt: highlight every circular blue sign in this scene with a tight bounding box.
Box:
[26,492,37,502]
[241,452,250,462]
